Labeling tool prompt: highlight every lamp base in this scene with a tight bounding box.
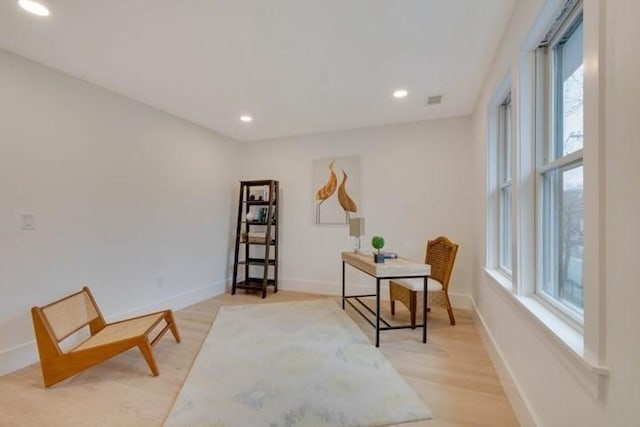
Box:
[353,236,362,253]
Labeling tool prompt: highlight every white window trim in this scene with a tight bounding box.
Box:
[484,0,608,394]
[484,268,608,382]
[486,75,514,288]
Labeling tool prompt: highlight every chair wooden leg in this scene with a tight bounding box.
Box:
[138,340,159,376]
[409,291,417,329]
[167,311,181,343]
[444,294,455,325]
[390,300,396,316]
[447,307,456,326]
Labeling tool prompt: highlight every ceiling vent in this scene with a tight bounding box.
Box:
[426,95,443,105]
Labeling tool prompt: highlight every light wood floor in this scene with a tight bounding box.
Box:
[0,290,519,426]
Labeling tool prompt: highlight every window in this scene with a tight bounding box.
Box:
[536,9,584,320]
[498,94,513,273]
[485,0,607,379]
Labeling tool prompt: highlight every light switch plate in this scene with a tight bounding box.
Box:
[21,214,36,230]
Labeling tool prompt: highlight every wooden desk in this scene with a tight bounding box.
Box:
[341,252,431,347]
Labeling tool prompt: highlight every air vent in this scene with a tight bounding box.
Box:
[426,95,443,105]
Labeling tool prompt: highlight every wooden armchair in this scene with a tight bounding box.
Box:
[31,286,180,387]
[390,236,459,326]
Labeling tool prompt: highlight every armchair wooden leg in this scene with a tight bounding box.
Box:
[167,311,181,343]
[390,300,396,315]
[138,340,159,376]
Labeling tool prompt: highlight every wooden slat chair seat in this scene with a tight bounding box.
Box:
[32,287,181,388]
[73,313,166,351]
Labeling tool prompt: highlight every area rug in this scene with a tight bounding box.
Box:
[164,299,432,426]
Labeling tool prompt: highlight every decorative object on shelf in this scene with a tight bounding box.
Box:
[371,235,385,263]
[257,208,268,223]
[248,232,266,244]
[313,156,361,224]
[349,217,365,253]
[250,187,267,202]
[232,180,279,299]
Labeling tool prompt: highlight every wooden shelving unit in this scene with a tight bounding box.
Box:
[231,180,279,298]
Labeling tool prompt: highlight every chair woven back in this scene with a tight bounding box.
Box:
[425,236,459,291]
[41,289,100,342]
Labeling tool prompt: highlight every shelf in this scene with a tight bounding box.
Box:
[239,240,276,245]
[240,179,276,186]
[235,279,276,290]
[238,258,276,266]
[244,200,276,206]
[233,179,279,299]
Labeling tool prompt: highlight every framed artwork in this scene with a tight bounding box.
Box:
[312,156,361,224]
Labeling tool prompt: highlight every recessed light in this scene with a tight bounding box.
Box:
[240,115,253,123]
[18,0,50,16]
[393,89,408,99]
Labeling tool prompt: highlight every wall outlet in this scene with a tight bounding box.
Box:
[21,214,36,230]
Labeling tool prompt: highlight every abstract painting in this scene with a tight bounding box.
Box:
[312,156,361,224]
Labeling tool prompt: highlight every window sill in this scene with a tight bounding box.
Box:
[487,268,513,290]
[483,268,609,379]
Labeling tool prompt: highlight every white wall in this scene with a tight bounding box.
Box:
[471,0,640,425]
[602,0,640,423]
[238,118,474,305]
[0,49,240,374]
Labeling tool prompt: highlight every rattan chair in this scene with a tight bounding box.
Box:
[31,286,180,387]
[389,236,459,326]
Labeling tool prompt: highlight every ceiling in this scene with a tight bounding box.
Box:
[0,0,515,142]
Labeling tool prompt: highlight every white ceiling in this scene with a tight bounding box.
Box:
[0,0,515,141]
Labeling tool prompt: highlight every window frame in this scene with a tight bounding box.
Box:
[534,5,585,326]
[486,75,513,286]
[498,94,513,276]
[484,0,608,385]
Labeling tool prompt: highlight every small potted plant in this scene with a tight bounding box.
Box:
[371,236,385,263]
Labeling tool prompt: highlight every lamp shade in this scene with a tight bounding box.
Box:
[349,217,365,237]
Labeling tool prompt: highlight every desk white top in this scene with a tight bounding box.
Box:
[342,251,430,278]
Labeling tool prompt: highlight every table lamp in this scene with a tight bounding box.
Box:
[349,217,365,253]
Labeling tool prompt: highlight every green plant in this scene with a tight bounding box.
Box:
[371,236,385,254]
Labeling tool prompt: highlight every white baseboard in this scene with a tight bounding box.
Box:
[279,278,473,310]
[0,341,38,376]
[0,280,227,377]
[279,277,372,297]
[446,292,473,310]
[108,280,227,321]
[471,298,539,427]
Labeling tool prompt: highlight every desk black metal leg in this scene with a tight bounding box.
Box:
[376,278,381,347]
[423,276,428,343]
[342,261,346,310]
